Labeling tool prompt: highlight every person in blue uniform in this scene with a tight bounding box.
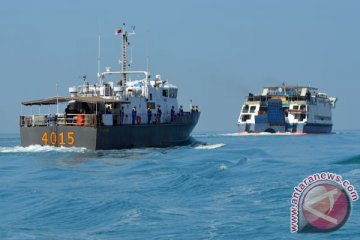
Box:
[132,107,137,125]
[147,107,152,124]
[170,106,175,122]
[120,106,125,125]
[178,105,184,116]
[64,105,70,116]
[156,105,162,123]
[306,90,311,101]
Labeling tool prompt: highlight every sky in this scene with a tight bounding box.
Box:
[0,0,359,133]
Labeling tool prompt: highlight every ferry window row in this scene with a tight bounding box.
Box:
[292,105,306,110]
[242,105,257,113]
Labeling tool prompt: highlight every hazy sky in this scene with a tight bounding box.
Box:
[1,0,359,133]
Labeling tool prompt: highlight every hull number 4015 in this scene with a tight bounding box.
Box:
[41,132,75,145]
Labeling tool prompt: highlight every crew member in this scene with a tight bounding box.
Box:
[147,107,152,124]
[64,105,70,116]
[156,105,162,123]
[132,107,137,125]
[306,90,311,101]
[120,106,125,124]
[106,106,111,114]
[195,106,199,112]
[191,106,196,114]
[170,106,175,122]
[64,105,70,124]
[178,105,184,116]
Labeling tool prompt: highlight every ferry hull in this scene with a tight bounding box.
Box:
[237,122,333,134]
[21,113,200,150]
[302,123,332,134]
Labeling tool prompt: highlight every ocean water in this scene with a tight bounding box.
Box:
[0,131,359,239]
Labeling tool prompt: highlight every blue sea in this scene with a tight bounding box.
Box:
[0,131,359,239]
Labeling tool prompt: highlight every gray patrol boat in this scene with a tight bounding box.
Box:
[20,25,200,150]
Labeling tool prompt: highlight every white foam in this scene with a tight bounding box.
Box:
[218,163,228,170]
[194,143,225,150]
[0,145,87,153]
[219,132,306,137]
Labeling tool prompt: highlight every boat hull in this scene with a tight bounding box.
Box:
[21,113,200,150]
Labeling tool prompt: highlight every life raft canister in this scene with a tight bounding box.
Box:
[77,114,85,126]
[136,116,141,124]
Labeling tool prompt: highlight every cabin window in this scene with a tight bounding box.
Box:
[250,106,256,113]
[133,89,141,97]
[241,114,251,121]
[300,105,306,110]
[292,105,299,110]
[104,83,112,96]
[169,88,178,98]
[147,102,155,109]
[163,90,168,97]
[242,105,249,113]
[295,114,306,121]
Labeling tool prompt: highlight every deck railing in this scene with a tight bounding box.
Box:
[19,114,98,127]
[20,112,198,127]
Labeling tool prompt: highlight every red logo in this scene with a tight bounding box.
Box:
[301,183,350,232]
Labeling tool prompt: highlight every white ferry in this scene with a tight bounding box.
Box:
[237,86,337,133]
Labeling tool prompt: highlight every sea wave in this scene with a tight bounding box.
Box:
[0,145,87,153]
[0,131,358,238]
[191,133,222,138]
[334,154,360,165]
[193,143,225,150]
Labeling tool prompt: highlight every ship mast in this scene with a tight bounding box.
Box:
[121,29,127,85]
[116,23,135,86]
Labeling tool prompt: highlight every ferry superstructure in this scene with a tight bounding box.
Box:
[20,25,200,150]
[237,86,337,133]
